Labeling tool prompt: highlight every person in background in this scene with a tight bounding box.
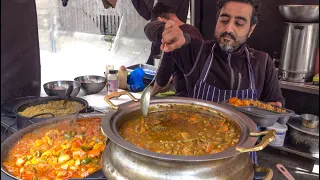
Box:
[1,0,41,105]
[149,2,203,97]
[131,0,189,65]
[145,0,286,165]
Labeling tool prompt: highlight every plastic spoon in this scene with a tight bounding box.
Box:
[276,164,295,180]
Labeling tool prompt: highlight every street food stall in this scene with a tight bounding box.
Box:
[1,0,319,180]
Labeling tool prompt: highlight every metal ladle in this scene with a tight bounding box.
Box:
[140,47,165,116]
[58,85,73,110]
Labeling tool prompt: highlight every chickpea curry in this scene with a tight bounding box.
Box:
[3,117,106,180]
[119,110,240,156]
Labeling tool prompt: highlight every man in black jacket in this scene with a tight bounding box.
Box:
[131,0,189,65]
[145,0,285,165]
[1,0,41,104]
[145,0,284,107]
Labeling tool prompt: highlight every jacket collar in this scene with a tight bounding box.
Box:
[214,42,248,60]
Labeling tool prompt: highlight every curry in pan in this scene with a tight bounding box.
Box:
[119,109,240,156]
[3,117,105,180]
[228,97,286,113]
[18,100,85,118]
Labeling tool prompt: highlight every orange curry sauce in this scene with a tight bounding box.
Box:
[120,111,240,156]
[3,117,106,180]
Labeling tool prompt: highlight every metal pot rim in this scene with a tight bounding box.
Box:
[102,97,259,162]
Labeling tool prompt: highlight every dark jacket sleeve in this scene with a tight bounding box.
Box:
[144,21,207,75]
[131,0,151,20]
[259,55,285,106]
[151,24,204,87]
[144,21,165,44]
[159,0,189,22]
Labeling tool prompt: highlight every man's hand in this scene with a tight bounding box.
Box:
[150,82,164,97]
[268,102,282,108]
[161,20,186,52]
[151,81,173,97]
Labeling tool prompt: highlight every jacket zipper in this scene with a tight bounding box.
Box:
[237,73,242,91]
[227,54,234,89]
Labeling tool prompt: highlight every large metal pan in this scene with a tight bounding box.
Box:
[1,114,103,179]
[100,91,275,180]
[2,96,91,130]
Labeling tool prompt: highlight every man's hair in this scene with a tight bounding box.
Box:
[152,2,176,19]
[216,0,261,25]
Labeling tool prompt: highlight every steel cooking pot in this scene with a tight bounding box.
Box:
[101,91,275,180]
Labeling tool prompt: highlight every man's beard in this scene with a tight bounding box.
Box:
[215,31,249,53]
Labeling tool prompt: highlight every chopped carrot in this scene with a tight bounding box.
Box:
[88,149,101,158]
[206,143,214,153]
[229,97,238,103]
[188,117,197,123]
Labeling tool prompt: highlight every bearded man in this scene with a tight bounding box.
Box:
[144,0,285,165]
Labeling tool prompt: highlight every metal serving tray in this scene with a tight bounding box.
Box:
[127,64,156,80]
[222,100,295,127]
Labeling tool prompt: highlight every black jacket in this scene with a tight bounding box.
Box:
[154,22,203,97]
[144,21,285,105]
[131,0,189,22]
[1,0,41,104]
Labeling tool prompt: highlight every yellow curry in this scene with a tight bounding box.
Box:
[119,110,240,156]
[3,117,106,180]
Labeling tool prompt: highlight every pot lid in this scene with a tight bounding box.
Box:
[102,97,261,162]
[287,117,319,136]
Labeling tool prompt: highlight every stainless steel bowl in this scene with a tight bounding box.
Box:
[43,80,81,97]
[301,114,319,129]
[278,5,319,23]
[74,75,107,95]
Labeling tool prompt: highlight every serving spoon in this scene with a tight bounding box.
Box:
[72,103,80,125]
[63,85,73,106]
[140,45,166,117]
[58,85,73,110]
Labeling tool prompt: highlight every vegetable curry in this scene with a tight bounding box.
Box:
[228,97,286,113]
[119,110,240,156]
[3,117,106,180]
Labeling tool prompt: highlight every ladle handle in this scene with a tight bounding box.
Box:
[104,91,138,110]
[236,129,276,153]
[66,85,73,98]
